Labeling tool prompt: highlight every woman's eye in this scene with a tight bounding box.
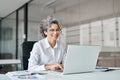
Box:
[50,29,54,32]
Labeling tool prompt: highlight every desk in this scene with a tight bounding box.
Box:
[0,59,21,65]
[63,70,120,80]
[0,74,10,80]
[0,70,120,80]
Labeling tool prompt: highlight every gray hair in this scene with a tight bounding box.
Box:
[40,16,61,37]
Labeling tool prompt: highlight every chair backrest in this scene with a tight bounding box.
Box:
[22,41,36,70]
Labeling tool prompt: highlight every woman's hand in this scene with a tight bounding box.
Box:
[45,62,63,71]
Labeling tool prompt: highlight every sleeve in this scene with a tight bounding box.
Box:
[28,42,46,72]
[61,45,67,66]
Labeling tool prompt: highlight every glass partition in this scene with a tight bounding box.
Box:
[0,13,16,59]
[18,8,24,59]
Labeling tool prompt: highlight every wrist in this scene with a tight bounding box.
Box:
[45,64,49,70]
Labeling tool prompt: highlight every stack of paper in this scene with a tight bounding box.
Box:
[5,70,63,80]
[5,71,38,80]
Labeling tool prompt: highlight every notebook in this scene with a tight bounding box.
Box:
[63,45,100,74]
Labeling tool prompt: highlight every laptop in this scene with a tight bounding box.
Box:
[63,45,100,74]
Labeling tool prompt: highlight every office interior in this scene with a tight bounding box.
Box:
[0,0,120,73]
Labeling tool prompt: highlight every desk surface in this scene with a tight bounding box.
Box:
[0,74,10,80]
[0,59,21,65]
[0,70,120,80]
[63,70,120,80]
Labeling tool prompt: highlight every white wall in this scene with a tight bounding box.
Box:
[55,0,120,27]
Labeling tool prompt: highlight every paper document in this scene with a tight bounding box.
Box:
[6,70,50,80]
[5,70,63,80]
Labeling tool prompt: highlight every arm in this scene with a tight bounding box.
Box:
[28,43,45,71]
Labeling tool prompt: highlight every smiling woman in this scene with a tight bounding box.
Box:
[28,16,67,72]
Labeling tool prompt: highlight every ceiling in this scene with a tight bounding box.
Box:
[0,0,83,22]
[28,0,84,26]
[0,0,86,27]
[0,0,82,18]
[0,0,117,27]
[0,0,30,20]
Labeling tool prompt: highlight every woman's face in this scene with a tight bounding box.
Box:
[44,23,61,41]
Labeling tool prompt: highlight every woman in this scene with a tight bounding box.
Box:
[28,17,66,71]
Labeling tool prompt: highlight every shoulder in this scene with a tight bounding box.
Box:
[33,38,46,48]
[34,38,45,44]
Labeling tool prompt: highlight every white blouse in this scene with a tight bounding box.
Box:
[28,38,66,71]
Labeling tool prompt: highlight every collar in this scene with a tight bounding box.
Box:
[44,37,58,49]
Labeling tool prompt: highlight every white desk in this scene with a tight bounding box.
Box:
[0,59,21,65]
[0,70,120,80]
[63,70,120,80]
[0,74,10,80]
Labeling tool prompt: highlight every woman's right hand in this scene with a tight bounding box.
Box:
[45,62,63,71]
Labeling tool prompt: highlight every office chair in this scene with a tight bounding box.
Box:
[22,41,36,70]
